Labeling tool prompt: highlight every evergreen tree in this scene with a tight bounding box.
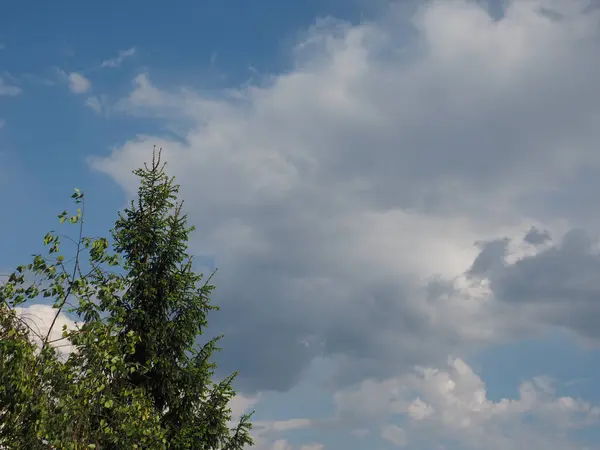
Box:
[109,149,253,448]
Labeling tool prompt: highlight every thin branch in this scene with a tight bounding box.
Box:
[43,199,85,348]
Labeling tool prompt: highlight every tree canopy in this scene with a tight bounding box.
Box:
[0,149,253,449]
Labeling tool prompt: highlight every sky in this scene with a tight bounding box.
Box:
[3,0,600,448]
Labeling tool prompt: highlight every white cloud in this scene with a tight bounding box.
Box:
[254,418,314,434]
[115,73,176,114]
[227,393,320,449]
[91,0,600,394]
[68,72,91,94]
[85,95,102,113]
[230,393,261,421]
[0,77,21,96]
[14,304,78,358]
[251,419,321,450]
[85,94,110,116]
[334,358,600,449]
[101,47,136,68]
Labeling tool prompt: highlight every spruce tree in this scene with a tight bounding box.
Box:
[108,149,253,448]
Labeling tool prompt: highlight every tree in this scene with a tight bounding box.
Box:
[0,148,253,449]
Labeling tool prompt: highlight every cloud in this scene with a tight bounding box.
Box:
[299,445,324,450]
[270,442,293,450]
[85,95,102,113]
[266,442,324,450]
[85,95,110,116]
[254,438,324,450]
[381,424,407,447]
[254,418,314,434]
[229,394,321,450]
[14,304,78,358]
[0,76,21,96]
[91,0,600,394]
[0,43,5,50]
[68,72,91,94]
[334,358,600,449]
[0,119,5,129]
[523,226,551,246]
[101,47,136,69]
[469,228,600,342]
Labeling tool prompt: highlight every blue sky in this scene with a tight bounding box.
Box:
[4,1,600,449]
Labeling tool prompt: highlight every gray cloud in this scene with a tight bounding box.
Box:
[468,239,509,277]
[91,0,600,392]
[523,227,551,246]
[479,228,600,340]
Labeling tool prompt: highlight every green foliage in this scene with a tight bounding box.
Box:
[0,304,41,448]
[0,148,253,449]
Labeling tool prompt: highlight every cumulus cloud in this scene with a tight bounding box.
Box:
[90,0,600,393]
[14,304,78,358]
[334,358,600,449]
[101,47,136,68]
[68,72,91,94]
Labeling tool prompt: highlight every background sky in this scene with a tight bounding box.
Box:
[3,0,600,448]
